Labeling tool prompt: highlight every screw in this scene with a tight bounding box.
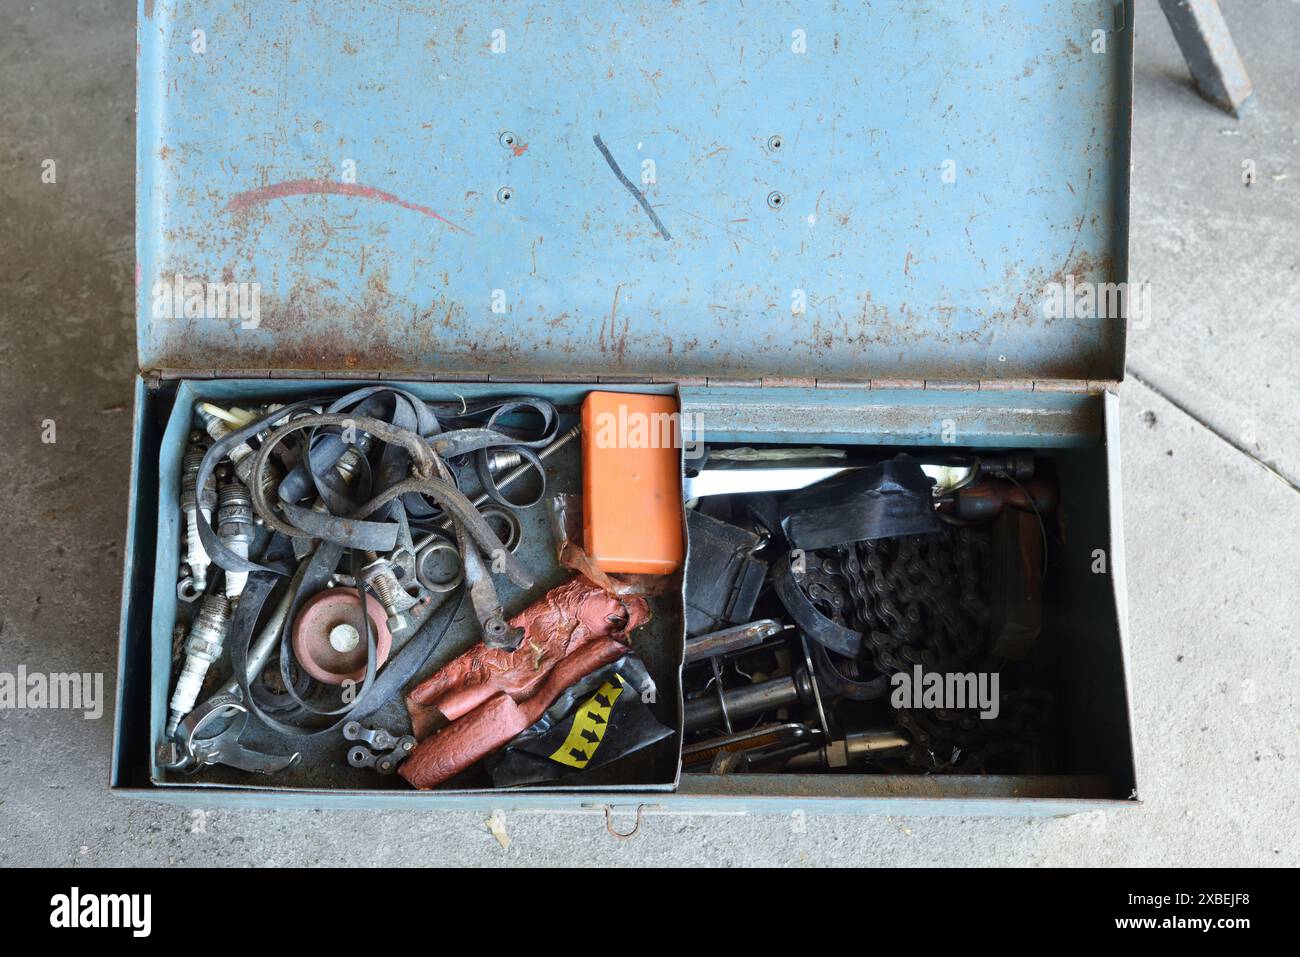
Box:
[496,186,513,204]
[766,190,786,209]
[767,134,783,151]
[499,131,517,148]
[361,552,408,632]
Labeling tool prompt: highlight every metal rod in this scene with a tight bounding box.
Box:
[216,560,308,698]
[685,619,789,663]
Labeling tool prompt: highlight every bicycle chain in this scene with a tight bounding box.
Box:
[801,526,990,677]
[799,526,1048,771]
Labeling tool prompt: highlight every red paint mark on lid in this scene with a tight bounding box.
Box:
[224,178,471,235]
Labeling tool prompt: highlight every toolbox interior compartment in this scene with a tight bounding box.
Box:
[135,378,687,794]
[671,386,1135,806]
[113,378,1135,810]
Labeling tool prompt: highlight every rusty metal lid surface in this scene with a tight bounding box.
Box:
[137,1,1130,382]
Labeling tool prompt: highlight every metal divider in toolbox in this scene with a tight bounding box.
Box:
[116,0,1137,812]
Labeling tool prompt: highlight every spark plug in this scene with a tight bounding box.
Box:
[196,403,283,501]
[217,479,256,601]
[180,442,217,594]
[166,592,231,737]
[333,435,371,484]
[296,435,371,514]
[293,435,373,559]
[195,404,257,475]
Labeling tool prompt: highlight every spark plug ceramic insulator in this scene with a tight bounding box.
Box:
[217,480,256,601]
[166,592,231,737]
[196,405,255,471]
[196,404,282,501]
[181,444,217,592]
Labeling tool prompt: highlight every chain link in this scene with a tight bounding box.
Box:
[798,526,1049,772]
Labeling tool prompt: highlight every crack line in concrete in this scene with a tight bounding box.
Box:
[1126,365,1300,496]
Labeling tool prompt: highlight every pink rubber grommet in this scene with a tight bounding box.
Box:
[291,588,392,685]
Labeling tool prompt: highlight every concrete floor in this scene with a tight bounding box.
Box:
[0,0,1295,866]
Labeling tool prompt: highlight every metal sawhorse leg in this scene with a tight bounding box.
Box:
[1157,0,1253,116]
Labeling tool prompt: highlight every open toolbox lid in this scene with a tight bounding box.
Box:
[137,1,1130,384]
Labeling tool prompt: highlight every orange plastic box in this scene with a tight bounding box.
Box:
[581,392,684,575]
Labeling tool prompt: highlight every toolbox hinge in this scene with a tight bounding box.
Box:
[694,377,1120,394]
[143,369,1120,396]
[145,368,684,386]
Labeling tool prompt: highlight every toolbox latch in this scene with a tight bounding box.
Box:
[582,803,663,841]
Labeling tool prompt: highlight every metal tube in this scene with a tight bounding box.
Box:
[216,560,307,698]
[685,676,800,731]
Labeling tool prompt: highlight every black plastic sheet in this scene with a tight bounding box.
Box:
[778,455,939,550]
[486,657,673,788]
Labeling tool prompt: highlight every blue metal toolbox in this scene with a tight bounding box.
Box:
[115,0,1137,814]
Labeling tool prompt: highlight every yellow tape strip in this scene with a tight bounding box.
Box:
[547,675,627,769]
